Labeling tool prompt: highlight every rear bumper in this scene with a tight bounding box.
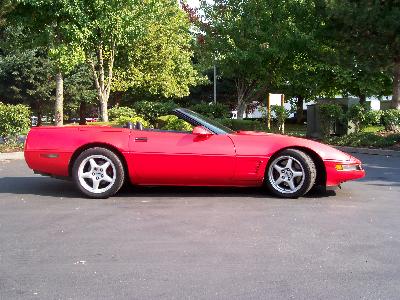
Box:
[24,150,72,177]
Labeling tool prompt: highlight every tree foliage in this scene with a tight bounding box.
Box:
[0,47,54,124]
[0,102,31,143]
[8,0,86,125]
[199,0,339,118]
[76,0,201,121]
[320,0,400,108]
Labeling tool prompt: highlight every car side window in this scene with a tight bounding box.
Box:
[151,115,194,133]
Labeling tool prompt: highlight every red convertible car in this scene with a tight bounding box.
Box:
[24,108,365,198]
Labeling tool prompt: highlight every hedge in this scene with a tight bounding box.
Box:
[0,102,31,144]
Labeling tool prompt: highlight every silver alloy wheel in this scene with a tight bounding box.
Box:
[268,155,305,194]
[77,155,116,194]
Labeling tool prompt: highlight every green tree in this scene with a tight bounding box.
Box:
[8,0,85,125]
[0,48,54,125]
[64,63,97,124]
[200,0,301,118]
[321,0,400,109]
[78,0,201,122]
[0,0,14,28]
[274,0,342,123]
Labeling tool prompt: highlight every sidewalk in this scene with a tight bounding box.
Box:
[0,152,24,161]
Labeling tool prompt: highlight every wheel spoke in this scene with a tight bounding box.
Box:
[293,171,303,178]
[81,172,93,179]
[92,179,100,191]
[89,158,98,169]
[287,179,296,191]
[275,177,284,185]
[100,161,110,171]
[273,164,283,173]
[103,174,113,183]
[286,158,293,169]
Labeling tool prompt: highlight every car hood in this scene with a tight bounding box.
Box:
[233,131,355,162]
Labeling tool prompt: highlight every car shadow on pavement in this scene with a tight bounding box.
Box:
[0,176,336,199]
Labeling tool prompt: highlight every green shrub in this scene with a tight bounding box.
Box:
[318,103,344,137]
[347,104,368,132]
[364,110,382,126]
[157,115,193,131]
[133,101,177,123]
[0,102,31,144]
[219,118,265,131]
[271,105,290,133]
[381,109,400,132]
[86,121,113,126]
[346,105,382,132]
[190,102,229,119]
[115,116,149,128]
[327,132,400,148]
[108,106,136,121]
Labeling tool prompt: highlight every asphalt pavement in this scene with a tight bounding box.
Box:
[0,154,399,299]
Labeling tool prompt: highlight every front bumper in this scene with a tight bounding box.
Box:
[324,157,366,187]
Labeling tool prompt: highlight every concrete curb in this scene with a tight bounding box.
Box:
[0,152,24,161]
[336,146,400,157]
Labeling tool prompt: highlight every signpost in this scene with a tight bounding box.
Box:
[267,93,284,130]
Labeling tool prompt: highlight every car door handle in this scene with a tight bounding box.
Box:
[135,137,148,142]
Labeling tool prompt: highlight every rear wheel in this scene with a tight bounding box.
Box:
[265,149,316,198]
[72,147,125,198]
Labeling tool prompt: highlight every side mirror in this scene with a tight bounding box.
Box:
[192,126,213,136]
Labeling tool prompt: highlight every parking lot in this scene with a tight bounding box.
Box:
[0,153,399,299]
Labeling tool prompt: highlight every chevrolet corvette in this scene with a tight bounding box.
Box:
[24,108,365,198]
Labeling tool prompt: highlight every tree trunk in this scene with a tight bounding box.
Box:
[359,94,366,105]
[234,78,267,120]
[88,42,115,122]
[236,97,246,119]
[36,100,42,127]
[55,72,63,126]
[296,95,304,124]
[100,98,108,122]
[79,102,87,125]
[236,80,246,119]
[392,57,400,109]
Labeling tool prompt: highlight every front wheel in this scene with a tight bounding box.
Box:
[265,149,316,198]
[72,147,125,198]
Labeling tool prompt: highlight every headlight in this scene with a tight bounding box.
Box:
[335,164,363,171]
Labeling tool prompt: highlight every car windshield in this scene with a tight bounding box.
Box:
[175,108,234,134]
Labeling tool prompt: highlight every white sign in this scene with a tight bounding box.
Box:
[269,94,282,106]
[369,99,380,111]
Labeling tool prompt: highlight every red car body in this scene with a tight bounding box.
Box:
[25,124,365,189]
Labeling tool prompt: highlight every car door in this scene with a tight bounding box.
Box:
[128,130,236,185]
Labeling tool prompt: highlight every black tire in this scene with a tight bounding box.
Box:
[265,149,316,198]
[72,147,125,198]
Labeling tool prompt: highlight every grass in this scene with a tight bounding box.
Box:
[361,125,385,133]
[257,123,307,137]
[281,123,307,137]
